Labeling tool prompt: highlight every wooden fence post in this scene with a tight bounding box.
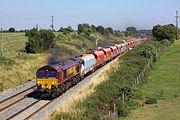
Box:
[113,103,116,116]
[137,78,139,85]
[122,92,125,104]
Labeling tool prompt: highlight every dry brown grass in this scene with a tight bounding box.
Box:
[0,54,48,89]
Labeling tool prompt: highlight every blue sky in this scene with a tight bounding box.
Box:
[0,0,180,30]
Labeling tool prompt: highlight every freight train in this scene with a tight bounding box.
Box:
[36,39,145,97]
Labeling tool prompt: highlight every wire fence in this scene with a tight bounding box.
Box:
[131,56,153,90]
[110,45,165,119]
[107,56,154,119]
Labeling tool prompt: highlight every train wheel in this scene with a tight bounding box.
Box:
[52,93,57,98]
[72,78,77,85]
[60,84,66,92]
[65,81,71,90]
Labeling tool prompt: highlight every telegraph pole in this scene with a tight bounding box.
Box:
[51,16,54,31]
[0,28,3,56]
[95,39,99,50]
[36,24,38,31]
[175,11,180,40]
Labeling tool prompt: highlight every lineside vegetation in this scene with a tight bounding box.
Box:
[51,37,172,120]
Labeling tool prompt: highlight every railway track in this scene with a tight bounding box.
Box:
[6,99,41,120]
[0,86,36,113]
[2,98,54,120]
[24,99,55,120]
[0,86,37,120]
[0,84,55,120]
[0,85,36,104]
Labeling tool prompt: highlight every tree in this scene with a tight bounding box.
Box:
[25,29,55,53]
[67,26,73,32]
[78,24,92,36]
[114,30,123,38]
[91,25,97,33]
[104,29,110,36]
[126,27,137,35]
[59,27,64,32]
[40,29,56,49]
[106,27,114,34]
[152,25,162,39]
[59,26,74,35]
[9,27,15,32]
[25,29,41,53]
[152,24,176,43]
[96,26,105,35]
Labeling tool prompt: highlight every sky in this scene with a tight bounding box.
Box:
[0,0,180,31]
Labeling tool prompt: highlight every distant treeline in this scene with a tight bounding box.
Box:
[58,24,121,37]
[1,25,152,37]
[24,24,123,53]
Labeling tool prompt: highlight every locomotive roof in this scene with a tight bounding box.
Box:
[38,58,82,72]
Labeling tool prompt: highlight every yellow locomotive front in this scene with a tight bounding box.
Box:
[36,69,59,91]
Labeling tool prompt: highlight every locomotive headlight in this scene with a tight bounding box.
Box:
[37,84,42,89]
[51,82,55,88]
[51,84,56,89]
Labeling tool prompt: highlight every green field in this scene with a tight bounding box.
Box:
[0,32,122,91]
[0,33,48,90]
[123,40,180,120]
[1,33,27,57]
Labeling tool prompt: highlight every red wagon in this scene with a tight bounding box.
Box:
[93,50,106,68]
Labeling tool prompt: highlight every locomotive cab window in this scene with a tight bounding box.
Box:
[48,71,57,79]
[37,71,46,78]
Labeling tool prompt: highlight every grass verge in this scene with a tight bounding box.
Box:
[122,40,180,120]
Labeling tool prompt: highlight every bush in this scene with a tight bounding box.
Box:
[116,103,130,117]
[96,26,105,35]
[25,29,55,53]
[55,33,67,41]
[145,97,157,104]
[139,44,159,62]
[78,24,92,36]
[9,27,15,32]
[160,39,171,47]
[152,24,176,43]
[126,27,137,36]
[59,26,74,35]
